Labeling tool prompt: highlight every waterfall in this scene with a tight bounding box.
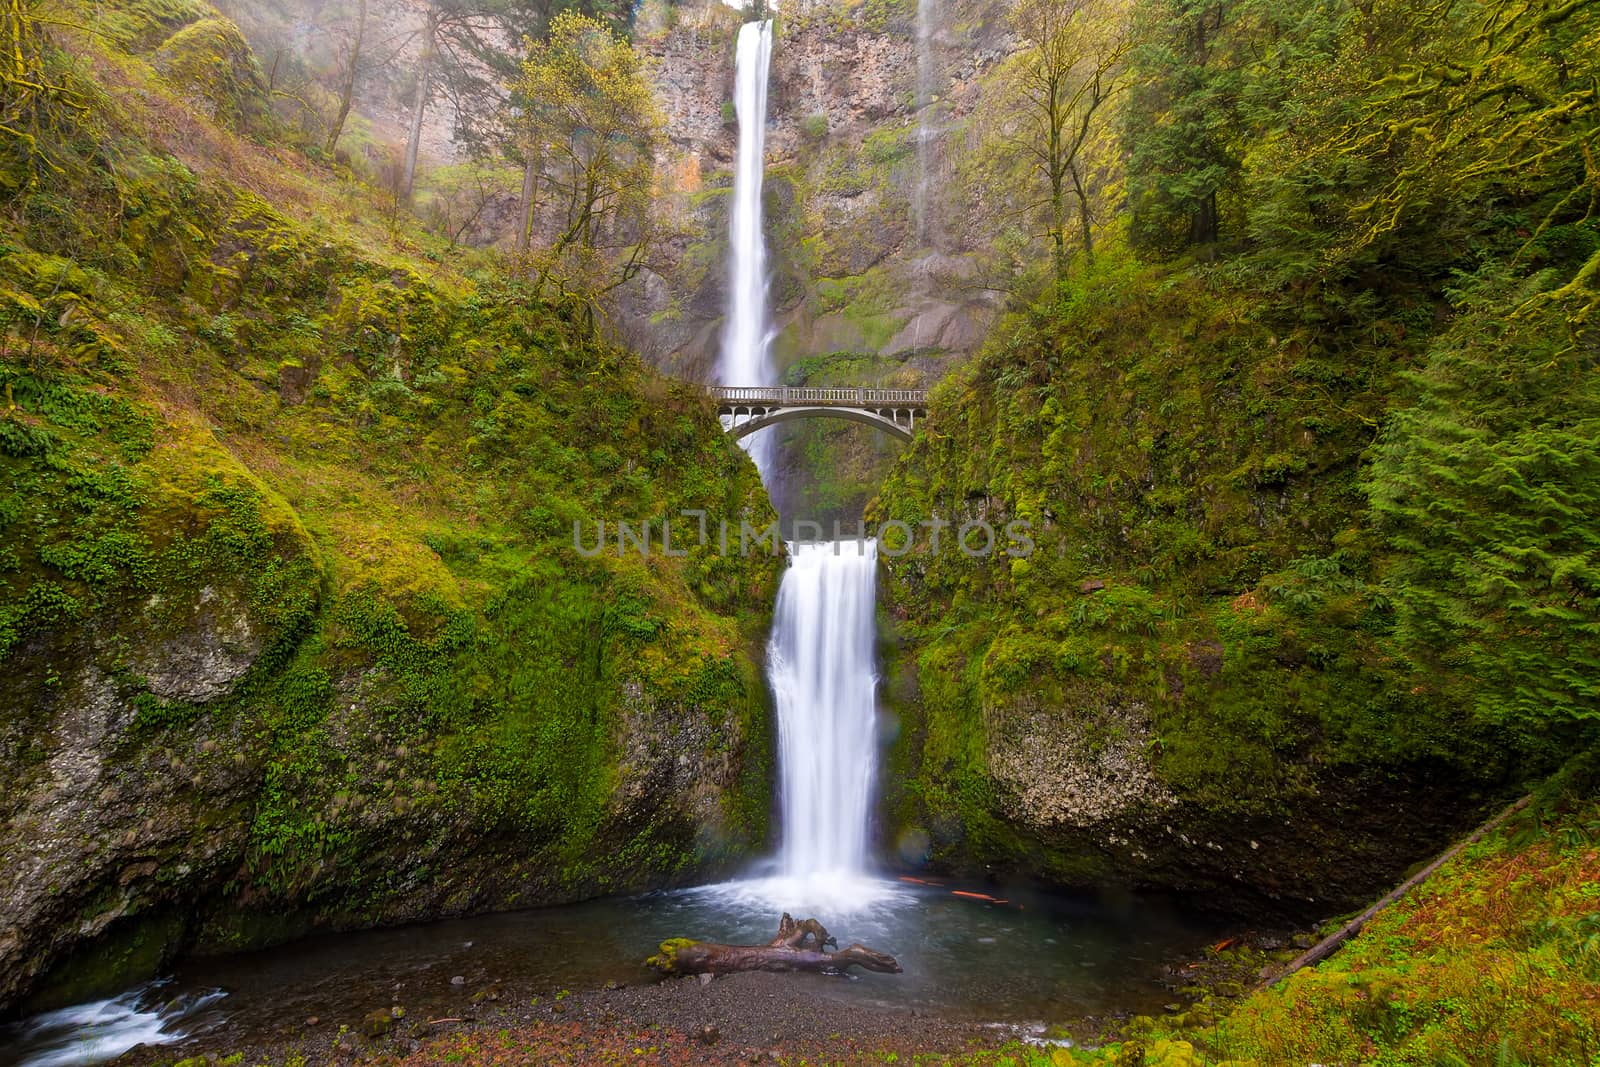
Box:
[720,18,777,480]
[912,0,938,247]
[768,540,880,883]
[706,14,894,914]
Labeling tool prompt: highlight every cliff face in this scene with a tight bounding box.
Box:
[626,0,1016,527]
[0,0,780,1014]
[213,0,1023,527]
[866,267,1551,919]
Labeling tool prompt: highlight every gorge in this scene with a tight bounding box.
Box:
[1,0,1597,1063]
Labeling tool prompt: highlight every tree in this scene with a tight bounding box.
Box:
[1122,0,1249,255]
[1008,0,1130,280]
[325,0,367,156]
[511,10,664,301]
[1322,0,1600,316]
[1,0,88,188]
[402,4,440,200]
[398,0,621,201]
[1349,0,1600,728]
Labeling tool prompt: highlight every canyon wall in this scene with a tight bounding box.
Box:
[627,0,1017,526]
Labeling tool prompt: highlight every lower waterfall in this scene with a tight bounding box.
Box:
[768,539,881,884]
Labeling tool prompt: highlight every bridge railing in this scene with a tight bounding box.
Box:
[708,385,928,407]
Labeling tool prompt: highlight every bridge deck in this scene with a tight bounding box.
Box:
[708,385,927,408]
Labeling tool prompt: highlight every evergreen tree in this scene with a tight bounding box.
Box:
[1122,0,1246,255]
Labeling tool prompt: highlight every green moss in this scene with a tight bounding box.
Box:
[867,249,1551,905]
[93,0,213,52]
[152,17,268,131]
[1,0,783,1008]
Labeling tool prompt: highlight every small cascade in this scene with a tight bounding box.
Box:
[2,985,224,1067]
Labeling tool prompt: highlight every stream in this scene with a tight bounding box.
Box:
[0,876,1225,1067]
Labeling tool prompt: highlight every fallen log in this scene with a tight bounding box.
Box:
[646,913,902,977]
[1258,793,1534,989]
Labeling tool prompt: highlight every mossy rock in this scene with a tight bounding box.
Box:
[97,0,213,52]
[153,16,268,130]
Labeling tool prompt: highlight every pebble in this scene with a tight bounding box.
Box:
[697,973,714,986]
[450,975,465,986]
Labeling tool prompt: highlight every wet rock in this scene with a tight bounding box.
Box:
[1186,639,1225,678]
[450,975,465,986]
[361,1009,394,1038]
[278,360,314,403]
[131,586,262,703]
[986,688,1176,828]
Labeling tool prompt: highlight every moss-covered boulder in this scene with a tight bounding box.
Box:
[152,16,268,130]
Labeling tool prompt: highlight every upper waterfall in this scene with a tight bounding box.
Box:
[719,18,777,481]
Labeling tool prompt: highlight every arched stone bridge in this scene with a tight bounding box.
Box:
[709,386,928,442]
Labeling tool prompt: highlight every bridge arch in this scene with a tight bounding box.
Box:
[710,386,927,443]
[727,405,914,442]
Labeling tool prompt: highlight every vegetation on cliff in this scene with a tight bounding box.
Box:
[3,0,1598,1056]
[869,0,1599,911]
[0,0,778,1011]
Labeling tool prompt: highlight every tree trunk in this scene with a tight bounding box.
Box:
[1047,77,1067,285]
[402,8,437,203]
[516,148,539,253]
[325,0,367,157]
[1190,187,1218,247]
[647,914,902,977]
[1070,157,1093,263]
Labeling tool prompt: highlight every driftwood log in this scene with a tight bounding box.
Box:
[647,914,902,977]
[1259,793,1535,989]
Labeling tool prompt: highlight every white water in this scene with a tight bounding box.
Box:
[757,539,885,909]
[700,537,895,914]
[703,16,896,915]
[912,0,942,248]
[3,985,225,1067]
[719,18,778,480]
